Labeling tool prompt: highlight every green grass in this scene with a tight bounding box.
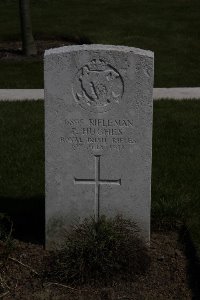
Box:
[0,60,43,89]
[0,100,200,254]
[152,100,200,255]
[0,101,44,198]
[0,101,44,241]
[0,0,200,87]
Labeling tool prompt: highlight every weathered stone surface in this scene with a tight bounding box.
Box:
[44,44,154,248]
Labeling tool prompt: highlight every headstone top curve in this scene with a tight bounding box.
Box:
[44,44,154,58]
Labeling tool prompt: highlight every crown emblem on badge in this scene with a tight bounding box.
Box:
[88,59,107,71]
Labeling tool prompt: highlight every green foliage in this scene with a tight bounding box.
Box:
[45,216,150,284]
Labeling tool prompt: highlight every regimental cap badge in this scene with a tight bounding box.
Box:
[72,59,124,113]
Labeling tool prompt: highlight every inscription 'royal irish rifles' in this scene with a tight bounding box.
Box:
[72,59,124,113]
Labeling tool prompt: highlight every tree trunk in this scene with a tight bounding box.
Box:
[19,0,37,56]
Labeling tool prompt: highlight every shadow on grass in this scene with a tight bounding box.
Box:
[0,196,45,245]
[34,34,92,45]
[0,34,92,55]
[0,48,22,55]
[180,227,200,300]
[0,34,92,63]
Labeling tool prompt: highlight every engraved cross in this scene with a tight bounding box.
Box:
[74,155,121,222]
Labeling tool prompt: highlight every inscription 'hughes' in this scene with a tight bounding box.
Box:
[82,128,123,136]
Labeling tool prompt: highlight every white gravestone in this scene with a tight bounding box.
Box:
[44,45,154,248]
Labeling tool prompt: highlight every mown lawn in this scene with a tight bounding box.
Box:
[152,100,200,256]
[0,100,200,254]
[0,0,200,87]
